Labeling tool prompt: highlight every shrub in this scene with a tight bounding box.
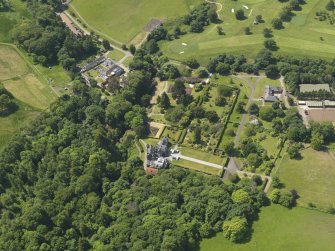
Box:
[223,217,249,243]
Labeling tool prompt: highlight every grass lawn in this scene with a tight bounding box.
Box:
[34,64,72,96]
[160,0,335,64]
[200,205,335,251]
[0,101,40,152]
[3,73,57,109]
[122,56,134,67]
[179,146,225,165]
[0,45,58,109]
[70,0,203,44]
[277,147,335,209]
[0,45,29,79]
[107,50,125,61]
[172,159,220,176]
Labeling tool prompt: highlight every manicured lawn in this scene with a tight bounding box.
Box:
[159,0,335,64]
[200,205,335,251]
[122,56,134,67]
[0,101,39,152]
[172,159,220,176]
[179,146,225,165]
[70,0,202,44]
[0,45,58,109]
[277,147,335,209]
[107,50,125,61]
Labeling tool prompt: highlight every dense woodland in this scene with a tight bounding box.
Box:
[11,0,98,72]
[0,84,17,116]
[0,82,267,250]
[1,0,335,250]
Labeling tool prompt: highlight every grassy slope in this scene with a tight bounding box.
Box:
[0,100,39,152]
[277,147,335,208]
[0,45,58,109]
[200,205,335,251]
[71,0,202,43]
[0,1,72,151]
[160,0,335,64]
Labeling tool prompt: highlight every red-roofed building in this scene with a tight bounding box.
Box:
[146,167,158,175]
[185,88,193,95]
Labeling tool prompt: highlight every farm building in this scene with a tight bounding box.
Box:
[81,56,106,73]
[300,84,330,93]
[306,101,323,108]
[325,100,335,108]
[264,85,282,102]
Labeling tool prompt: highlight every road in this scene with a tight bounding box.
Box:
[233,75,264,146]
[223,157,239,179]
[221,74,274,192]
[279,76,291,108]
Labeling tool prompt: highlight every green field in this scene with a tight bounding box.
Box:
[0,44,60,150]
[200,205,335,251]
[277,147,335,209]
[0,100,39,152]
[0,45,58,109]
[70,0,202,44]
[178,146,225,165]
[107,50,125,61]
[160,0,335,64]
[172,159,220,176]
